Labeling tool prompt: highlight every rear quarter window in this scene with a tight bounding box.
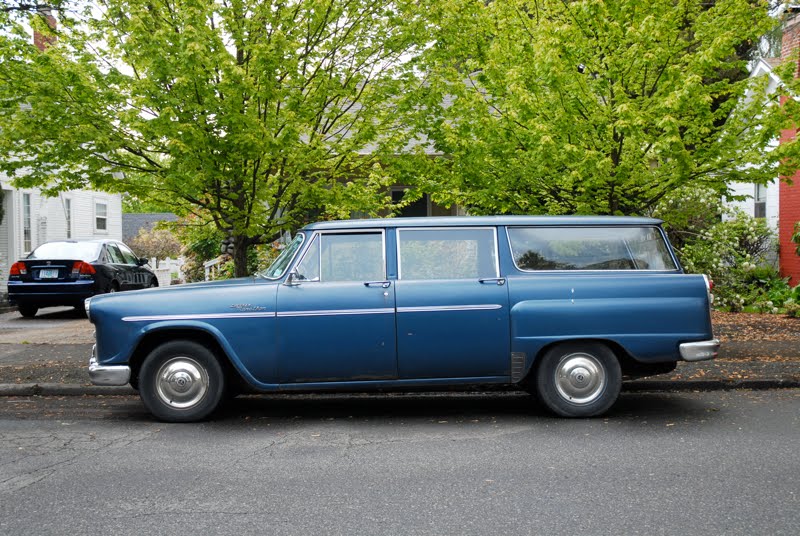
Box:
[507,226,677,271]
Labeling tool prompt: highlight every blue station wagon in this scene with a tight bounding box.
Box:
[87,216,718,422]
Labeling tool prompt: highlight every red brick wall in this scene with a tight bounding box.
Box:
[780,15,800,285]
[32,11,56,52]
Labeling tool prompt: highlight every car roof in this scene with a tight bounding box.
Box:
[303,215,664,231]
[38,239,119,245]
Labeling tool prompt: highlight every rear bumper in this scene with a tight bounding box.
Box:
[8,280,96,306]
[89,346,131,386]
[679,339,720,362]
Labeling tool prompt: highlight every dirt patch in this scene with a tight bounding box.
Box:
[712,311,800,342]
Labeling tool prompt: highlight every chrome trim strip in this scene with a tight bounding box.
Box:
[122,312,277,322]
[278,308,395,317]
[397,304,503,313]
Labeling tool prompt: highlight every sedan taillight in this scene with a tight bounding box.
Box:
[72,261,97,275]
[9,262,27,276]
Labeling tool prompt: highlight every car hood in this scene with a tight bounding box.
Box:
[87,276,278,311]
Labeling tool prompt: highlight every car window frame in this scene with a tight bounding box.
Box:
[396,226,500,281]
[290,229,387,283]
[116,242,139,265]
[106,243,125,265]
[504,225,681,273]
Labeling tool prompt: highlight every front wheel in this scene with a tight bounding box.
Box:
[17,304,38,318]
[139,340,226,422]
[534,341,621,418]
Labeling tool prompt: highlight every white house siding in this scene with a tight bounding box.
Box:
[0,191,10,292]
[725,181,780,231]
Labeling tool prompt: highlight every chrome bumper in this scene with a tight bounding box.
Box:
[679,339,720,362]
[88,345,131,386]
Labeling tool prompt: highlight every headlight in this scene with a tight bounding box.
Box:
[84,297,92,318]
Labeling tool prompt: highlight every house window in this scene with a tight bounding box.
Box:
[754,184,767,219]
[64,198,72,238]
[392,189,430,217]
[23,193,31,252]
[95,202,108,231]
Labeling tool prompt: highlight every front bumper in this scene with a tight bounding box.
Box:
[679,339,720,362]
[88,345,131,386]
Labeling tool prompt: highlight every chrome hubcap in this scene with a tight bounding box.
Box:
[554,352,606,405]
[155,357,209,409]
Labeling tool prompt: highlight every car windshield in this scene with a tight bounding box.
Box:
[28,242,102,262]
[257,233,305,279]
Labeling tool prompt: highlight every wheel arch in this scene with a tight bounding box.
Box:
[128,327,247,392]
[524,337,633,385]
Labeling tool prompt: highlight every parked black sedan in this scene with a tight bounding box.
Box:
[8,239,158,317]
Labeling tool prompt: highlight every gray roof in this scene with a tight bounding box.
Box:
[304,215,663,231]
[122,212,178,242]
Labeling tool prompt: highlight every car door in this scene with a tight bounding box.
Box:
[117,242,150,288]
[276,230,397,383]
[394,227,511,379]
[104,243,132,290]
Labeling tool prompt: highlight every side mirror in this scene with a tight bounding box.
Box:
[284,270,301,286]
[137,257,149,266]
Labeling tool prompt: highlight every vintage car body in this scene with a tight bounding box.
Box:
[87,216,718,422]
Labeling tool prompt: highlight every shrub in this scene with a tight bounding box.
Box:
[674,209,780,312]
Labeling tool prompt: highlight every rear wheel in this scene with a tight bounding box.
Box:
[17,304,38,318]
[534,341,621,418]
[139,340,226,422]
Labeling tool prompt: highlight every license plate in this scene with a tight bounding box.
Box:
[39,269,59,279]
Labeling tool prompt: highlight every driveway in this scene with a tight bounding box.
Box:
[0,307,94,345]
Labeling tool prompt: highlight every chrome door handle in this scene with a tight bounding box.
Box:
[364,281,391,288]
[479,278,506,286]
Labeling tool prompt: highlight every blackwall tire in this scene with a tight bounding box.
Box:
[18,304,38,318]
[139,340,226,422]
[535,341,622,418]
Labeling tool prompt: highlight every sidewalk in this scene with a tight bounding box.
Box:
[0,311,798,396]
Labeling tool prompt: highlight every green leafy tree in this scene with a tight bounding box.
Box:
[398,0,800,216]
[0,0,423,276]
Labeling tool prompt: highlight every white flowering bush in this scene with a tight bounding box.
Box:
[654,188,787,312]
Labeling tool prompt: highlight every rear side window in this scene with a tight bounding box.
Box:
[398,228,498,280]
[507,227,677,271]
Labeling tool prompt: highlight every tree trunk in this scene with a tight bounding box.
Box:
[232,235,250,278]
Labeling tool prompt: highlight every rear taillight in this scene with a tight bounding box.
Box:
[9,262,26,276]
[72,261,96,275]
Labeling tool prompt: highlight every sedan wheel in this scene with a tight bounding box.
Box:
[535,341,621,417]
[17,304,38,318]
[139,340,225,422]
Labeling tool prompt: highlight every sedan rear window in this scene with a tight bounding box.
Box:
[507,227,677,271]
[28,242,102,262]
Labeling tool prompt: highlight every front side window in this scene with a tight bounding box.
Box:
[508,226,677,271]
[296,232,384,282]
[95,202,108,231]
[398,228,498,280]
[117,243,139,265]
[106,243,125,264]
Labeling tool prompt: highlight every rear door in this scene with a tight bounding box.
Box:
[394,227,511,379]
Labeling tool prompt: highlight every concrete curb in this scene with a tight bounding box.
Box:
[0,383,136,396]
[0,380,798,397]
[624,379,800,391]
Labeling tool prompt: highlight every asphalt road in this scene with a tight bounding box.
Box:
[0,390,798,535]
